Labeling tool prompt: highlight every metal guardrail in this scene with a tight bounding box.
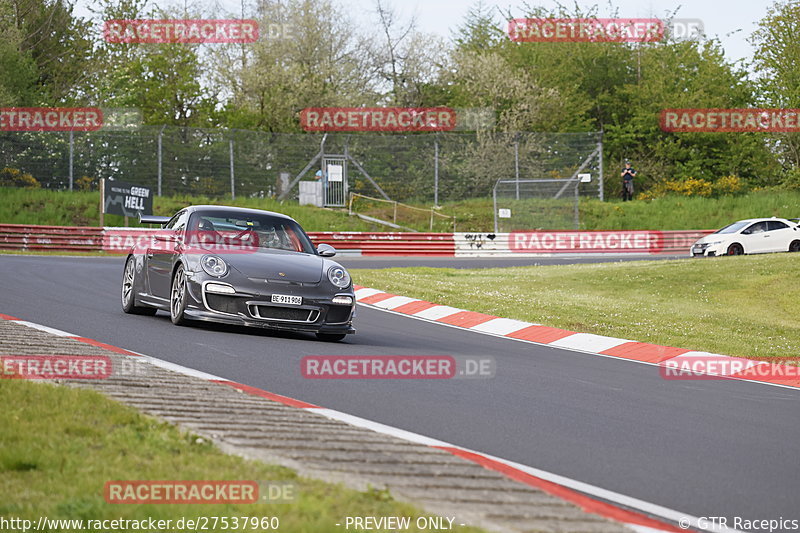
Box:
[0,224,713,256]
[310,232,456,256]
[0,224,104,252]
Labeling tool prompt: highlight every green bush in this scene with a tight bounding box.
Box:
[0,167,40,188]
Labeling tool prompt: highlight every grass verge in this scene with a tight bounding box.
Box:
[0,187,377,232]
[0,379,485,533]
[351,253,800,360]
[436,191,800,232]
[4,187,800,233]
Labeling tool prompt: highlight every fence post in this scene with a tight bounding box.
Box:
[574,180,580,229]
[99,178,105,227]
[434,135,439,206]
[69,131,74,191]
[229,138,235,199]
[514,135,520,200]
[493,185,498,233]
[430,209,434,231]
[393,201,397,223]
[597,134,604,202]
[157,125,164,196]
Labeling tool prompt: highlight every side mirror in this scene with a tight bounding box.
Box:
[154,233,178,243]
[317,243,337,257]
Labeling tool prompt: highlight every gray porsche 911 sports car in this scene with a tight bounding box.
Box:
[121,205,356,341]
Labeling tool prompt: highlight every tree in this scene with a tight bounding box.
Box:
[0,0,93,105]
[0,5,39,106]
[750,0,800,170]
[211,0,376,132]
[363,0,448,106]
[90,0,217,127]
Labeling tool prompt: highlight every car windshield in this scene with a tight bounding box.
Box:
[714,221,751,234]
[186,210,316,254]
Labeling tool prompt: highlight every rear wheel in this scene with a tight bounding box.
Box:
[790,240,800,253]
[122,257,157,315]
[726,243,744,256]
[316,333,347,342]
[170,264,190,326]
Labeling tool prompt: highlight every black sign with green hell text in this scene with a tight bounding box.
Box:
[103,181,153,217]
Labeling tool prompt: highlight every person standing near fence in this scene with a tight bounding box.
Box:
[620,161,636,201]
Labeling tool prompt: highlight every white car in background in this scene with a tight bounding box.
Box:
[691,217,800,256]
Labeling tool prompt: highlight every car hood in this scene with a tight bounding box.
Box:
[226,249,324,283]
[694,234,731,245]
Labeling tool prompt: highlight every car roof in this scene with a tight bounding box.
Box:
[185,205,297,223]
[733,217,793,224]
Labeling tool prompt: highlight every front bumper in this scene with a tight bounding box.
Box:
[183,272,356,334]
[691,243,722,257]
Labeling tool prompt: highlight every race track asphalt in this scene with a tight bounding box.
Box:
[1,254,797,526]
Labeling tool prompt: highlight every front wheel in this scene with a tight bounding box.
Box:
[170,264,190,326]
[122,257,157,315]
[316,333,347,342]
[789,240,800,253]
[726,243,744,256]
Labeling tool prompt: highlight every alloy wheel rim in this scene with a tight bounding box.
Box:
[122,261,134,306]
[171,269,184,317]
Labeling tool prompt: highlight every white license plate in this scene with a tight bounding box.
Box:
[271,294,302,306]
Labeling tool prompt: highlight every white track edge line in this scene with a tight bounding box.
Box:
[16,321,76,337]
[356,302,800,392]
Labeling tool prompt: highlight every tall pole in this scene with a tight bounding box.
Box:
[514,136,520,200]
[574,179,580,229]
[157,125,165,196]
[434,136,439,206]
[229,138,235,199]
[99,178,105,227]
[598,134,604,202]
[69,131,74,191]
[493,185,499,233]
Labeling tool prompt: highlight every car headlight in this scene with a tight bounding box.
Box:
[327,266,351,288]
[201,255,228,277]
[706,241,723,246]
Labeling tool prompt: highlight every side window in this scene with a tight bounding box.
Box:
[164,211,188,232]
[173,211,189,234]
[767,221,789,231]
[164,212,181,230]
[745,222,767,234]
